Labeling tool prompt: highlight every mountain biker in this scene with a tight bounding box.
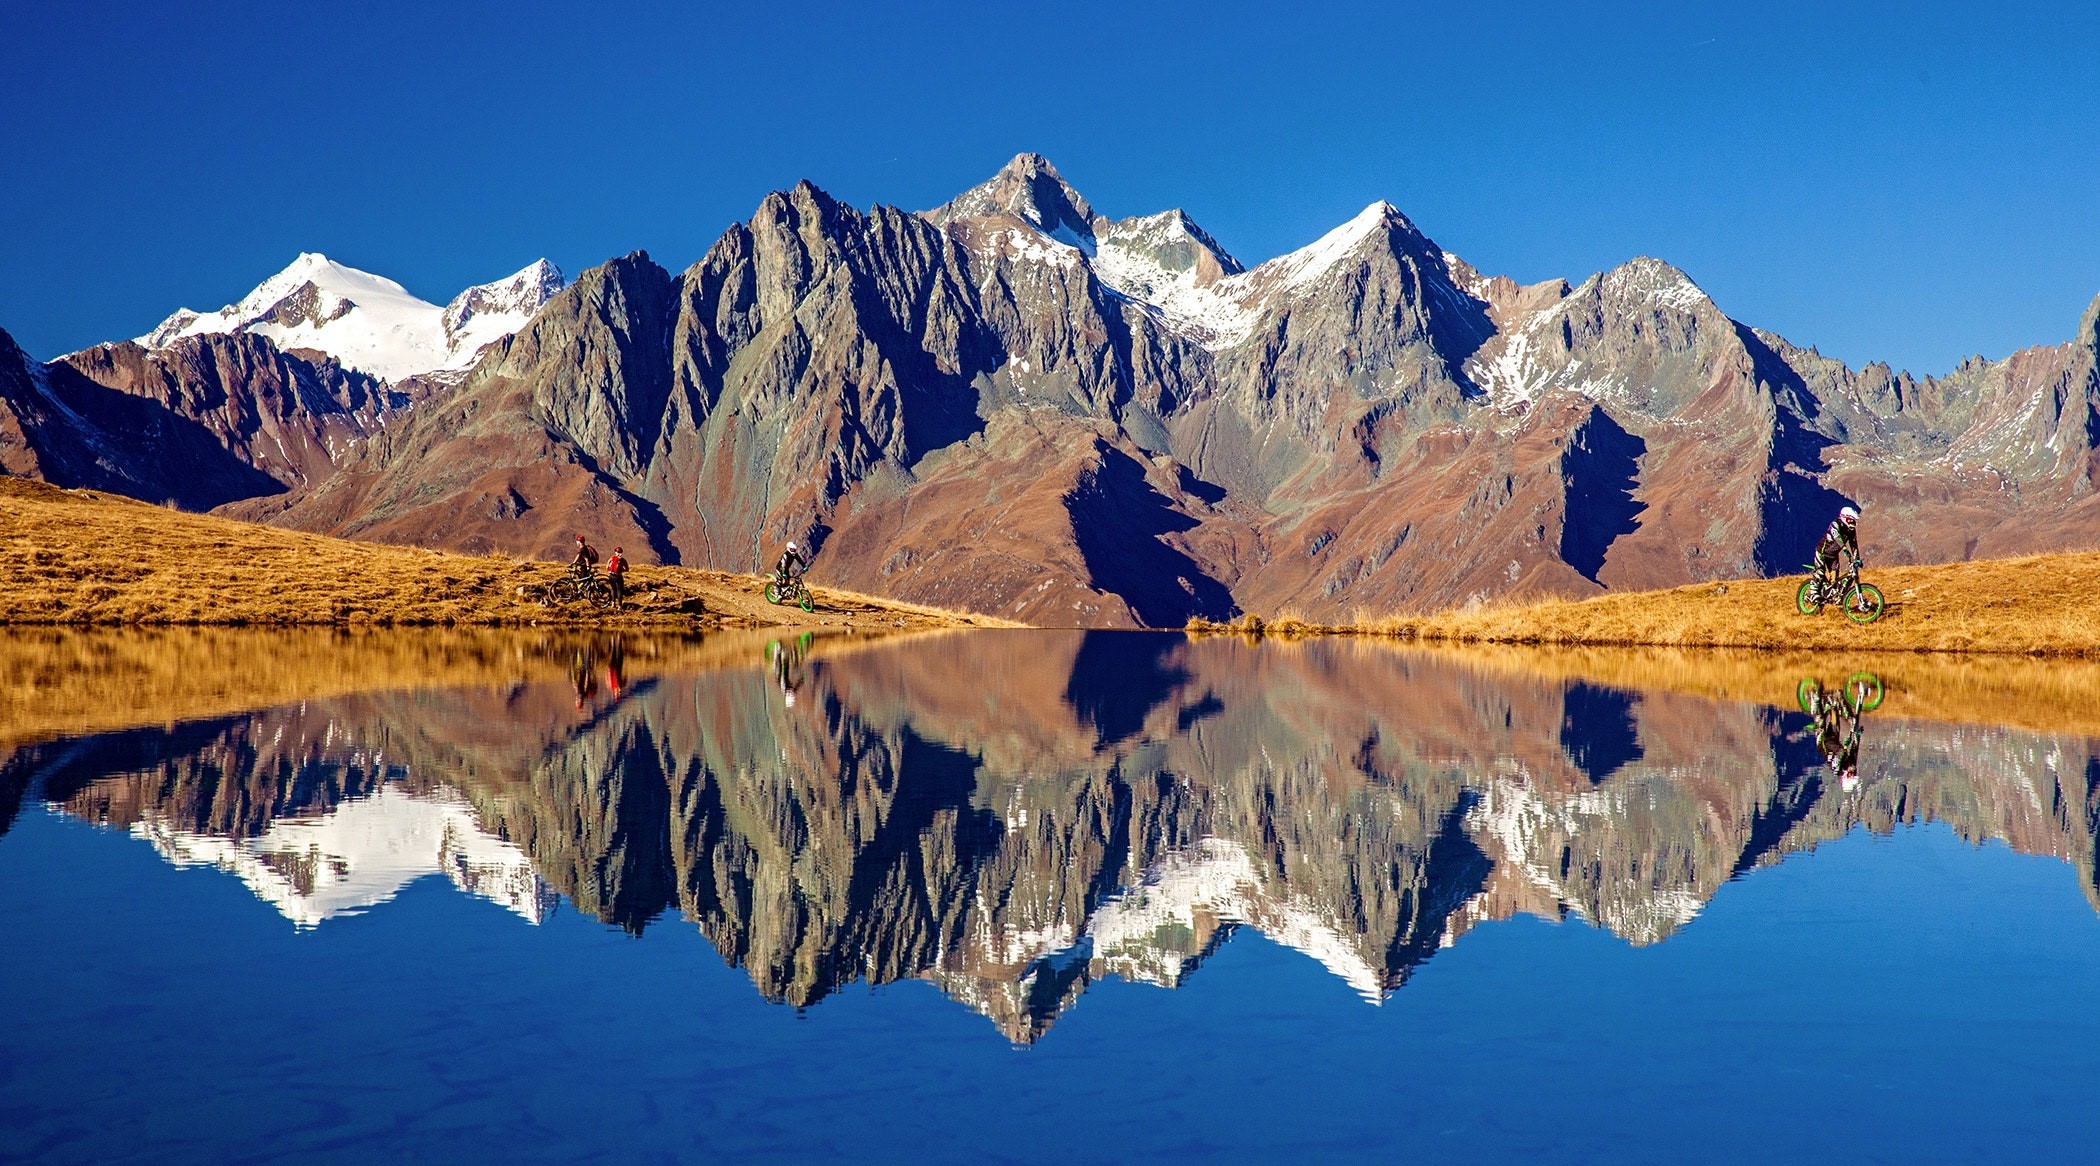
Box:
[605,546,629,608]
[572,534,600,575]
[776,540,808,584]
[1811,505,1861,587]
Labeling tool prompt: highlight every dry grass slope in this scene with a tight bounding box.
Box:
[0,478,1018,630]
[1198,551,2100,657]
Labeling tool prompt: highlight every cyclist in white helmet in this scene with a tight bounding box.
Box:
[775,539,808,584]
[1811,505,1861,589]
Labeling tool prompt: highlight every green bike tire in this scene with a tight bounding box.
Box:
[1795,577,1823,616]
[764,581,783,605]
[1844,582,1886,624]
[798,589,815,614]
[1846,671,1885,712]
[1796,677,1819,716]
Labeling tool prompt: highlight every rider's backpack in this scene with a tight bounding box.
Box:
[607,554,627,575]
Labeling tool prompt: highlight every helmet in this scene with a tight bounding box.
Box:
[1838,506,1859,525]
[786,540,798,552]
[575,533,586,542]
[784,690,798,708]
[613,546,623,554]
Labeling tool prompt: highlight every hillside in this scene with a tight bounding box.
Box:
[0,477,1015,630]
[1298,551,2100,656]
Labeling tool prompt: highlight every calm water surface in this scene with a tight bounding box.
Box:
[4,630,2100,1163]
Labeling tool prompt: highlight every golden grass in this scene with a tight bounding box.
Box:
[1194,551,2100,657]
[0,477,1017,631]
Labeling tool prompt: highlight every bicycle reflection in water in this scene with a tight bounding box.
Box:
[767,632,815,708]
[1796,671,1885,792]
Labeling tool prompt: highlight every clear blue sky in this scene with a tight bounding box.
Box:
[4,0,2096,376]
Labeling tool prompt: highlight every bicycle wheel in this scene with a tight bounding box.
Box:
[1796,677,1819,716]
[1795,577,1823,616]
[1844,582,1885,624]
[584,579,616,609]
[797,587,814,614]
[1846,671,1885,712]
[764,581,784,605]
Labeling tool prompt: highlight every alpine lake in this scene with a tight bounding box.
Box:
[5,626,2100,1163]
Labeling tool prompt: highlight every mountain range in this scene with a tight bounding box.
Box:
[3,154,2095,626]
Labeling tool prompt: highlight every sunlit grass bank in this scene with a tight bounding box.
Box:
[1195,551,2100,657]
[0,478,1014,630]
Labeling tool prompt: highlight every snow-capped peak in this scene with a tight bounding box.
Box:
[137,254,564,382]
[442,259,567,346]
[1603,256,1710,312]
[1094,201,1405,350]
[1266,201,1401,291]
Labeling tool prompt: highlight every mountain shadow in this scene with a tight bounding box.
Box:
[30,365,289,509]
[1069,446,1237,627]
[1736,325,1856,574]
[1558,407,1646,583]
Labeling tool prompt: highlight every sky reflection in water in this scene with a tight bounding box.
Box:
[4,629,2099,1163]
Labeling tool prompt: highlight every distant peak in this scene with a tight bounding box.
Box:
[925,152,1099,238]
[1000,151,1058,176]
[1602,256,1710,311]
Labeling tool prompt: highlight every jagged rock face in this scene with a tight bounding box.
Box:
[19,633,2100,1042]
[13,155,2100,624]
[1758,293,2100,562]
[0,326,407,509]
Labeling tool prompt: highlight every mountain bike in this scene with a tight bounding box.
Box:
[535,564,617,610]
[765,570,816,614]
[1796,672,1884,718]
[1795,560,1885,623]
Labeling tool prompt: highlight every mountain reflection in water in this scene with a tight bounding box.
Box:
[6,630,2098,1044]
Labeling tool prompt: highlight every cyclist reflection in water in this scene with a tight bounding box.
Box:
[570,643,600,711]
[605,638,627,699]
[767,632,814,708]
[1798,673,1882,793]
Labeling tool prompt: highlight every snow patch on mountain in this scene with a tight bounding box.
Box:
[1085,202,1401,352]
[1605,257,1711,313]
[1269,201,1398,292]
[138,254,564,382]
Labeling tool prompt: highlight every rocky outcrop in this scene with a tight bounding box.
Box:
[0,325,409,509]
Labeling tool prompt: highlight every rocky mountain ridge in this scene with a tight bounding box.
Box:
[4,154,2094,624]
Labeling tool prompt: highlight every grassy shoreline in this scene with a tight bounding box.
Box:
[0,477,1015,631]
[1192,550,2100,658]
